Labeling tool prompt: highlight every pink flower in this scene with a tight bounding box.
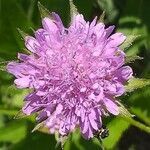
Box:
[7,13,133,139]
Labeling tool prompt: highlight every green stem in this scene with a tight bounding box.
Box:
[97,138,105,150]
[131,108,150,126]
[123,116,150,133]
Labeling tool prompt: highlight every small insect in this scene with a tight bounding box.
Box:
[95,125,109,139]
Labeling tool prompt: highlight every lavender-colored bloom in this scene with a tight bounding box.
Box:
[7,13,133,139]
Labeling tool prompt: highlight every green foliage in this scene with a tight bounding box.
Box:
[0,120,27,143]
[103,118,130,149]
[0,0,150,150]
[97,0,118,22]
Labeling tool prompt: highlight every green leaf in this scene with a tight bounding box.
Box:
[120,35,140,50]
[125,55,143,64]
[118,15,145,56]
[63,129,102,150]
[0,120,27,143]
[0,86,30,108]
[117,102,150,134]
[131,107,150,126]
[128,86,150,126]
[122,116,150,134]
[125,77,150,92]
[103,117,130,149]
[0,0,34,60]
[12,133,56,150]
[0,108,18,116]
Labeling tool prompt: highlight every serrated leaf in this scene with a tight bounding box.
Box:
[38,2,51,19]
[125,55,143,64]
[120,35,140,50]
[69,0,78,23]
[103,117,130,149]
[125,77,150,92]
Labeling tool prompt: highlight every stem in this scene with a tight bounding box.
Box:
[123,116,150,133]
[131,108,150,126]
[97,138,105,150]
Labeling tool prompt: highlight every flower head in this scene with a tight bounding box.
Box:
[7,12,133,139]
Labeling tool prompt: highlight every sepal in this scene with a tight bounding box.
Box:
[38,2,52,19]
[17,28,28,40]
[125,77,150,93]
[69,0,78,23]
[125,55,143,64]
[120,35,140,50]
[98,11,105,23]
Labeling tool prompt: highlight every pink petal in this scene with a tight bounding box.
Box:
[14,77,30,88]
[35,29,51,45]
[25,36,40,53]
[22,101,42,115]
[89,118,98,130]
[82,116,89,134]
[87,126,94,139]
[104,98,119,115]
[80,108,86,122]
[109,33,126,47]
[7,62,22,77]
[105,25,115,37]
[18,53,29,61]
[72,14,86,27]
[42,17,58,34]
[119,66,133,81]
[55,104,63,115]
[52,12,64,31]
[83,126,94,139]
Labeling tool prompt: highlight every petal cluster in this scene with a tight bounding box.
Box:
[7,13,133,139]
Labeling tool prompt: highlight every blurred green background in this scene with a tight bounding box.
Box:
[0,0,150,150]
